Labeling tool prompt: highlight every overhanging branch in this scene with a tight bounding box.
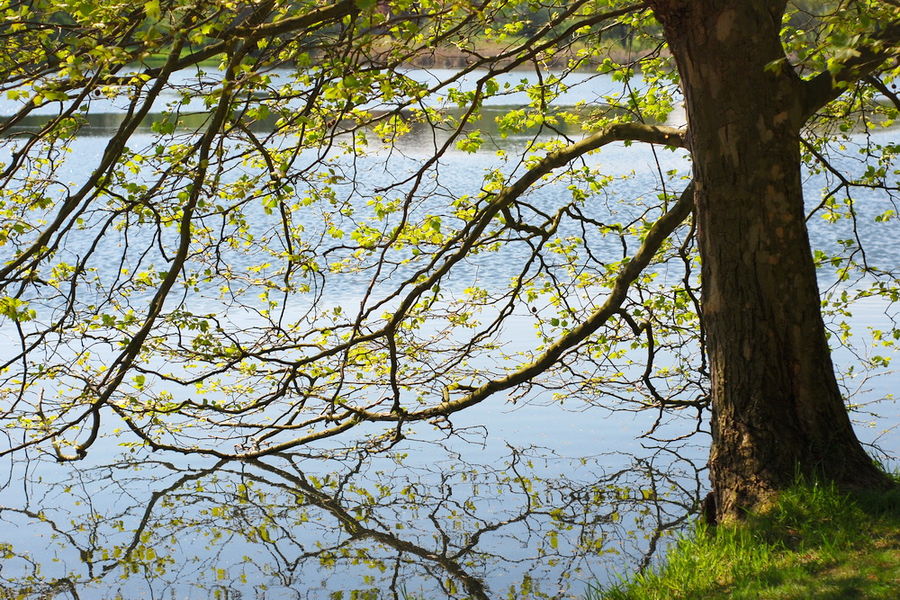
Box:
[105,125,689,460]
[800,21,900,121]
[392,180,695,422]
[249,181,696,457]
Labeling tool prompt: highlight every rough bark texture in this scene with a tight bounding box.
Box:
[648,0,891,520]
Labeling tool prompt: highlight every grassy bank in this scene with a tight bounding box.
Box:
[590,479,899,600]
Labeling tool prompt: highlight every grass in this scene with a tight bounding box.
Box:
[589,478,900,600]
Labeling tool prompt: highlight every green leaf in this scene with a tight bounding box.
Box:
[456,130,483,153]
[145,0,161,20]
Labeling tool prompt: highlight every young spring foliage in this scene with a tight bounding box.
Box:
[0,1,896,515]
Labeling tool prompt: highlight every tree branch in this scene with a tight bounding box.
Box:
[392,181,695,422]
[800,21,900,121]
[105,125,688,460]
[866,75,900,111]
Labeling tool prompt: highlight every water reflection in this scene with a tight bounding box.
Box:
[0,438,701,599]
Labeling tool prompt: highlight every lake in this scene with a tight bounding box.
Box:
[0,67,897,599]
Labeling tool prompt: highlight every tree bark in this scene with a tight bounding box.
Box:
[648,0,891,520]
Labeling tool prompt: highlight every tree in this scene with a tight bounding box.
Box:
[0,0,896,523]
[647,0,898,517]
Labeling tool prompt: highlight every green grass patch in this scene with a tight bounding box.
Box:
[590,479,900,600]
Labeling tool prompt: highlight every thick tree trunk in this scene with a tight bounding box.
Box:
[649,0,890,520]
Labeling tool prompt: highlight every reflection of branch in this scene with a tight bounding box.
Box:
[1,460,224,582]
[1,444,702,598]
[246,459,491,600]
[100,460,227,577]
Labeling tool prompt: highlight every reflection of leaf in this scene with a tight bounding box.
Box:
[0,446,699,599]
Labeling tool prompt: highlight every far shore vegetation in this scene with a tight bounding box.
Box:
[136,40,648,72]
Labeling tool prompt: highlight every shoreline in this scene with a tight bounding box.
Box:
[398,44,652,71]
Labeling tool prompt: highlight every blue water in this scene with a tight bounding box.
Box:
[0,69,896,599]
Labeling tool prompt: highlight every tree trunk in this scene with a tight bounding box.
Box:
[648,0,890,520]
